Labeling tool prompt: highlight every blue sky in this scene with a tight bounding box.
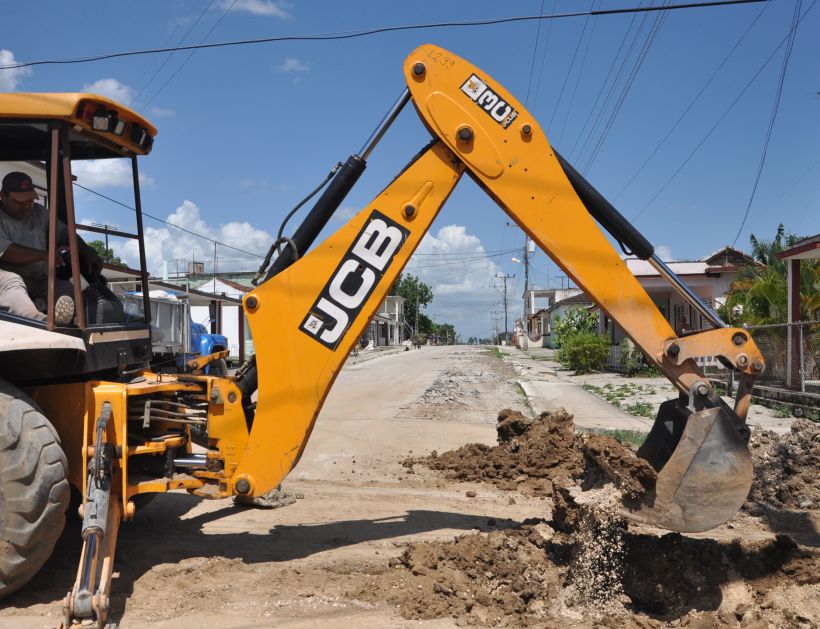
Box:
[1,0,818,339]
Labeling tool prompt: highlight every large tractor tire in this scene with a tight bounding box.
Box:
[0,380,70,599]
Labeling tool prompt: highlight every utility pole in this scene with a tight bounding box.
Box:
[496,273,514,344]
[414,293,419,341]
[522,239,530,322]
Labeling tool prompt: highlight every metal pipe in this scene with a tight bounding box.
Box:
[648,255,726,329]
[173,454,208,468]
[357,88,411,160]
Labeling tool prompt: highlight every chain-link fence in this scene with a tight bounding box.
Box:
[701,321,819,393]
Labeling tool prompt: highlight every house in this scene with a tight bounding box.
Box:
[516,247,757,349]
[188,271,407,352]
[515,288,590,349]
[600,247,758,343]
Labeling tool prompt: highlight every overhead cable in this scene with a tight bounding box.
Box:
[632,0,816,220]
[0,0,767,72]
[73,182,265,259]
[731,0,803,247]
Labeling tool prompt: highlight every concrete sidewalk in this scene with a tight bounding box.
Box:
[499,345,654,432]
[499,344,796,434]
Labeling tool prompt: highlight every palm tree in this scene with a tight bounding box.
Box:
[723,225,819,325]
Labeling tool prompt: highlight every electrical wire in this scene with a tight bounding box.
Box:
[730,0,803,247]
[128,0,204,104]
[532,0,557,110]
[547,8,593,134]
[142,0,239,109]
[73,182,266,259]
[525,0,547,106]
[571,3,652,165]
[583,0,670,173]
[129,0,218,106]
[0,0,767,72]
[611,1,769,201]
[631,0,816,220]
[557,0,600,147]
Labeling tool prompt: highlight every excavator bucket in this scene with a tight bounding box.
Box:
[627,400,753,533]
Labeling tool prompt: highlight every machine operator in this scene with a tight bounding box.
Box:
[0,171,102,326]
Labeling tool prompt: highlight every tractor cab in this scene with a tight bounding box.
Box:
[0,93,156,382]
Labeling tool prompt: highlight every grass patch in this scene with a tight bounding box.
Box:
[513,381,533,414]
[486,347,503,359]
[581,383,657,419]
[624,401,654,418]
[581,427,648,449]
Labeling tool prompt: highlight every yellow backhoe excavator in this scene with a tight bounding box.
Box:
[0,44,764,628]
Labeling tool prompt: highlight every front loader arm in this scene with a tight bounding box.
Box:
[230,44,763,533]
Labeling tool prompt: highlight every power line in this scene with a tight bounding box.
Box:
[129,0,219,106]
[557,0,600,147]
[731,0,803,247]
[142,0,239,110]
[583,0,671,173]
[570,4,651,164]
[73,182,266,259]
[547,8,593,134]
[612,1,769,201]
[0,0,767,71]
[632,0,816,220]
[531,0,557,111]
[524,0,547,106]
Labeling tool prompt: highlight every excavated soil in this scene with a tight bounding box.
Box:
[746,419,820,513]
[403,409,656,500]
[354,520,819,627]
[392,409,820,627]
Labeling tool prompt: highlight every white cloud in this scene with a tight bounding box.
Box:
[0,50,32,91]
[72,160,155,189]
[222,0,291,17]
[81,78,135,104]
[332,206,358,222]
[405,225,502,335]
[655,244,673,261]
[276,57,309,73]
[115,200,273,275]
[148,106,176,118]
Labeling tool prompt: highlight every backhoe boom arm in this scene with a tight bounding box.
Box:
[230,44,763,534]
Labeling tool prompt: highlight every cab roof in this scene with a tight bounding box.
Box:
[0,92,157,159]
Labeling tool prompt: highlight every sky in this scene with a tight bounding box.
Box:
[1,0,818,340]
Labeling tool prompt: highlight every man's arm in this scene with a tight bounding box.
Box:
[0,243,48,265]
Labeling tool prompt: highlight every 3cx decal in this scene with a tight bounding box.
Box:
[460,73,519,129]
[300,210,409,350]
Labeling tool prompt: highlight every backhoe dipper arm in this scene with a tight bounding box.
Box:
[232,44,762,533]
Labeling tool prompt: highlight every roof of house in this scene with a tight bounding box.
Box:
[547,293,593,312]
[776,234,820,261]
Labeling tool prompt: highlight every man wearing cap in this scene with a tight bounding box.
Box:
[0,171,102,325]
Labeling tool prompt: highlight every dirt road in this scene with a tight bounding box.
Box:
[1,345,817,628]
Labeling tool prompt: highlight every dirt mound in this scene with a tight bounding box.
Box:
[403,409,656,500]
[353,521,819,627]
[746,419,820,512]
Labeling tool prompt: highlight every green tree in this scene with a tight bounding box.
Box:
[88,240,124,266]
[392,274,433,337]
[722,225,819,325]
[436,322,458,345]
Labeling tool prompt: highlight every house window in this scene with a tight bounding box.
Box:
[673,303,686,334]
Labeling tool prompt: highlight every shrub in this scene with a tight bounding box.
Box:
[618,338,662,377]
[552,308,599,349]
[556,332,610,374]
